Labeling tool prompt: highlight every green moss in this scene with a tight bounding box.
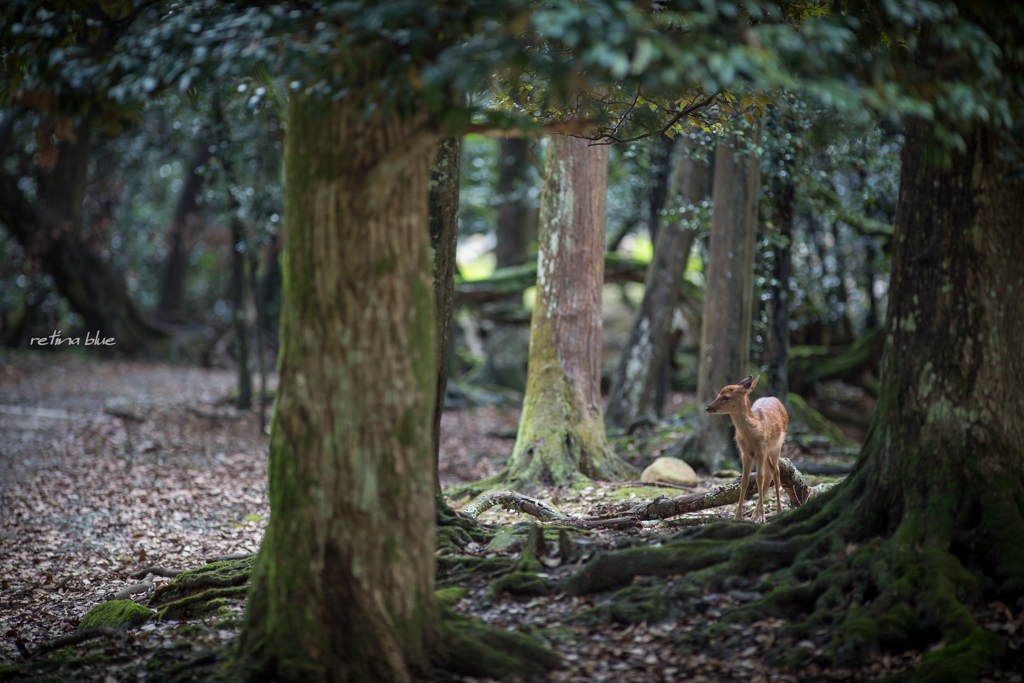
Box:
[486,572,554,601]
[440,606,561,678]
[435,586,468,606]
[912,630,998,683]
[155,586,248,621]
[79,599,153,631]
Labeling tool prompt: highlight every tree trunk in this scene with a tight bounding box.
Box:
[236,96,441,683]
[495,137,534,268]
[646,135,675,244]
[429,137,460,498]
[500,135,632,490]
[767,179,794,407]
[157,133,211,318]
[672,128,762,472]
[0,118,165,355]
[861,117,1024,589]
[605,144,704,428]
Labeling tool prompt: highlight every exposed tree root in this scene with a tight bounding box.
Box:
[148,558,252,610]
[437,603,562,678]
[558,463,1019,681]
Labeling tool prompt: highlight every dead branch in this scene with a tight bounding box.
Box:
[205,552,256,563]
[113,577,154,600]
[25,627,118,660]
[460,491,565,522]
[129,565,183,579]
[457,458,825,529]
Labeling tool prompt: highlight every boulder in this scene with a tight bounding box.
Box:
[640,457,699,487]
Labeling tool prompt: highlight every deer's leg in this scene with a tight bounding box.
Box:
[771,455,783,513]
[735,452,753,521]
[753,453,768,523]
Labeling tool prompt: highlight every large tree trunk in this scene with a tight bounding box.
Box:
[0,119,165,355]
[157,133,211,318]
[499,135,632,490]
[856,116,1024,600]
[605,144,704,428]
[672,129,762,472]
[236,96,441,683]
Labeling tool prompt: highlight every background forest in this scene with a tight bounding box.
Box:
[1,1,1022,683]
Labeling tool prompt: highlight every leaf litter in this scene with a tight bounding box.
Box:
[1,352,1021,682]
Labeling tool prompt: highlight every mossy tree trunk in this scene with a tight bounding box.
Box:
[500,135,632,490]
[605,145,705,428]
[235,95,441,683]
[673,128,762,472]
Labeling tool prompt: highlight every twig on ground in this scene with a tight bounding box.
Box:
[205,552,256,563]
[128,565,183,579]
[41,576,72,592]
[113,577,154,600]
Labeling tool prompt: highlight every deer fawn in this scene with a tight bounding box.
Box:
[705,375,788,523]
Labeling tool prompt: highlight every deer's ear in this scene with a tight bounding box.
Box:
[749,375,759,391]
[739,375,754,389]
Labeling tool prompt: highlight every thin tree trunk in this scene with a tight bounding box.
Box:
[829,219,854,342]
[672,127,762,472]
[768,179,794,408]
[605,144,704,428]
[500,135,632,490]
[236,97,441,683]
[214,97,251,410]
[429,137,460,500]
[495,137,533,268]
[0,118,165,354]
[157,133,210,318]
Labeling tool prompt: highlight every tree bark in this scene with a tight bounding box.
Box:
[605,144,704,428]
[500,135,632,490]
[672,128,762,472]
[157,133,211,318]
[0,118,165,355]
[236,96,441,683]
[429,137,460,497]
[860,116,1024,592]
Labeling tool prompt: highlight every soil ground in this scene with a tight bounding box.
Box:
[1,350,1020,682]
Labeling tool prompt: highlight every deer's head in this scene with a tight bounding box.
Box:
[705,375,758,415]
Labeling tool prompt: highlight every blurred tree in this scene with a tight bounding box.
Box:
[501,135,632,489]
[157,127,212,319]
[672,125,763,473]
[605,136,707,427]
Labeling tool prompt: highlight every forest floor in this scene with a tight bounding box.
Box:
[1,350,1021,682]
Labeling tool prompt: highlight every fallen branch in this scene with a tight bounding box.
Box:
[205,552,256,563]
[24,627,118,660]
[458,458,826,530]
[129,565,183,579]
[114,578,154,600]
[789,460,855,476]
[459,491,564,522]
[41,576,72,592]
